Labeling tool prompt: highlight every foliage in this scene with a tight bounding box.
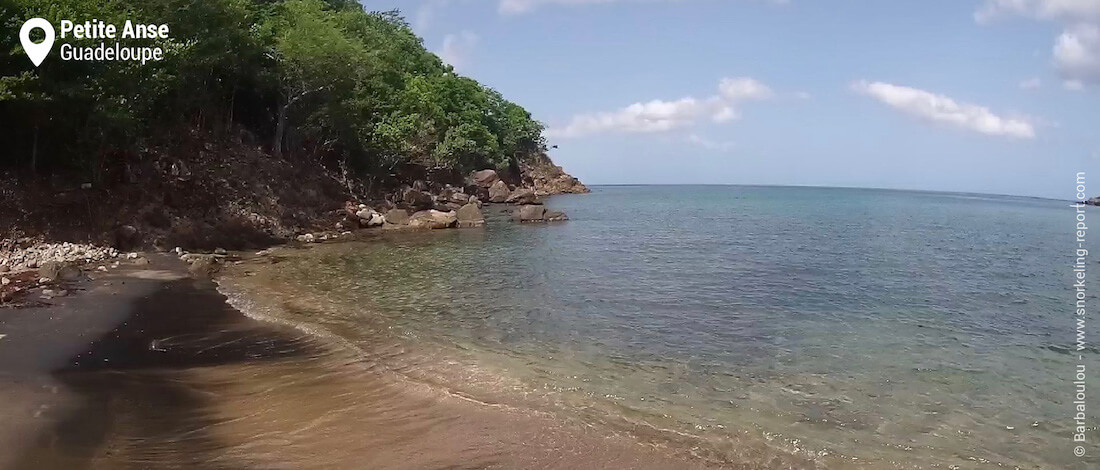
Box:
[0,0,546,178]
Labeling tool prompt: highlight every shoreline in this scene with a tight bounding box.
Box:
[0,238,717,469]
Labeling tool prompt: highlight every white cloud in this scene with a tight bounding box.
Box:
[975,0,1100,23]
[686,133,737,151]
[546,77,772,139]
[976,0,1100,88]
[718,77,773,100]
[1019,77,1043,88]
[853,81,1036,139]
[1054,23,1100,86]
[439,31,478,72]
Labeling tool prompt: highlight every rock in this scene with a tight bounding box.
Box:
[39,261,83,282]
[1,277,9,286]
[126,252,140,260]
[505,188,539,205]
[384,208,410,225]
[471,169,500,188]
[403,189,435,211]
[188,256,221,279]
[112,225,142,250]
[214,248,228,256]
[408,210,458,230]
[488,180,511,203]
[365,212,385,227]
[545,211,569,222]
[96,266,108,272]
[446,191,471,205]
[456,203,485,228]
[0,265,8,273]
[296,233,316,243]
[355,208,374,221]
[513,204,547,222]
[336,216,358,231]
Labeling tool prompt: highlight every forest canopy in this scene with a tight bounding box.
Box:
[0,0,547,179]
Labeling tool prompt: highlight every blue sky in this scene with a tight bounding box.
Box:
[360,0,1100,199]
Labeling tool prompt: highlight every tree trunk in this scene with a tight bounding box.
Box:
[274,101,288,159]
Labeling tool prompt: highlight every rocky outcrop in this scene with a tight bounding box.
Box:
[470,169,500,188]
[505,188,539,205]
[456,203,485,228]
[408,210,458,230]
[519,155,589,196]
[488,180,511,203]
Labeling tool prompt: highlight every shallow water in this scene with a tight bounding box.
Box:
[220,185,1098,468]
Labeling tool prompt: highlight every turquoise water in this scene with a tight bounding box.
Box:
[227,186,1098,468]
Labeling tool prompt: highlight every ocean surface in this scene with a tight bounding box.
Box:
[219,185,1098,468]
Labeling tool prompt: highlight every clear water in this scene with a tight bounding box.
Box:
[223,185,1099,468]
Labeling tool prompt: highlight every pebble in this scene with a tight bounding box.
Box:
[1,277,9,286]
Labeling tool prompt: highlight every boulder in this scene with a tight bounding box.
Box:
[456,203,485,228]
[446,191,471,205]
[471,169,501,188]
[513,204,547,222]
[545,211,569,222]
[112,225,142,250]
[356,209,384,228]
[385,208,410,225]
[365,212,385,227]
[402,189,435,211]
[38,261,83,283]
[408,210,458,230]
[488,180,511,203]
[505,188,539,205]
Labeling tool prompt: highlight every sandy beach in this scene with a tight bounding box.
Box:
[0,253,717,470]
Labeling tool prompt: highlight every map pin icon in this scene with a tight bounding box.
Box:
[20,18,55,67]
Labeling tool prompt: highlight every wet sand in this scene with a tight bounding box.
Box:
[0,255,715,469]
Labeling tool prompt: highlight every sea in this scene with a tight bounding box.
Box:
[209,185,1098,468]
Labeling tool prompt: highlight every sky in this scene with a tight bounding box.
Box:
[359,0,1100,199]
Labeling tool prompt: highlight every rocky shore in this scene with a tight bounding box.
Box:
[2,164,584,307]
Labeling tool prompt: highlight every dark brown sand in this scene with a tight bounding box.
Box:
[0,255,712,469]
